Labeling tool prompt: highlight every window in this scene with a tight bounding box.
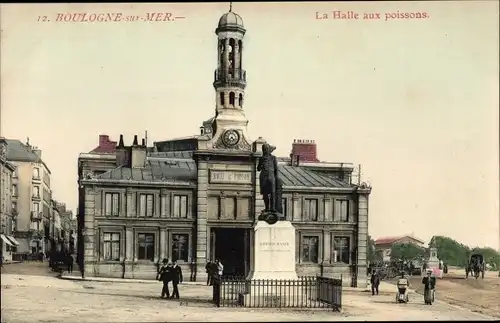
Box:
[171,234,189,262]
[12,201,17,212]
[220,92,225,105]
[334,200,349,222]
[12,184,17,196]
[229,92,235,105]
[137,233,155,261]
[239,93,244,107]
[30,221,39,231]
[301,235,319,263]
[103,232,120,261]
[33,186,40,198]
[173,195,188,218]
[139,194,154,217]
[33,203,39,215]
[303,199,318,221]
[33,168,40,179]
[332,237,350,264]
[104,193,120,216]
[282,198,287,219]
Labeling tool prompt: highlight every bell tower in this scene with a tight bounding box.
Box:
[201,4,251,151]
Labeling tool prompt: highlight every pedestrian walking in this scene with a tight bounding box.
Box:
[370,270,380,295]
[65,253,74,273]
[171,260,183,299]
[206,260,213,286]
[157,259,173,299]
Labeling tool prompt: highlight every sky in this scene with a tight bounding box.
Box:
[1,2,499,249]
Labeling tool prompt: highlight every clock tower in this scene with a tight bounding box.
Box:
[199,6,252,151]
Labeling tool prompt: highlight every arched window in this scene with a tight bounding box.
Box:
[220,92,225,106]
[229,38,236,71]
[229,92,235,106]
[239,94,244,107]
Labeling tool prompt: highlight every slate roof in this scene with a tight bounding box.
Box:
[96,159,196,183]
[4,139,51,173]
[5,139,41,162]
[279,164,353,188]
[95,155,354,189]
[148,151,194,159]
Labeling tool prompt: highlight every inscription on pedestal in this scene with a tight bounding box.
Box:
[259,241,291,252]
[210,170,252,184]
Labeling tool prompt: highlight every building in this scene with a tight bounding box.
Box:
[374,234,425,262]
[4,138,52,255]
[49,200,74,253]
[0,138,19,261]
[77,10,371,287]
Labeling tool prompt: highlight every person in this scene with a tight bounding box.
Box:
[205,260,213,286]
[370,270,380,296]
[65,253,74,274]
[156,259,173,299]
[171,260,183,299]
[397,271,410,302]
[216,259,224,277]
[422,269,436,305]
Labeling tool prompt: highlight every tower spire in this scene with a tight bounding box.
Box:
[229,2,232,12]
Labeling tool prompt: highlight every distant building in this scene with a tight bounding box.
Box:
[4,138,52,255]
[0,138,18,261]
[374,234,425,262]
[77,10,372,287]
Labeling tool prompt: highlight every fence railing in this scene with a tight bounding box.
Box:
[214,276,342,311]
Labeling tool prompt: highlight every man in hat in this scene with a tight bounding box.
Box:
[157,258,173,298]
[422,269,436,304]
[171,260,183,299]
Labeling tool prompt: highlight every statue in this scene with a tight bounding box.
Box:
[257,143,284,224]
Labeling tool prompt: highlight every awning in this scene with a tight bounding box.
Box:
[6,236,20,246]
[0,234,14,246]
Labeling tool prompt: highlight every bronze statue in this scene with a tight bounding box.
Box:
[257,143,286,224]
[257,143,278,213]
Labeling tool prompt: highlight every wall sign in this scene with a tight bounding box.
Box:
[209,170,252,184]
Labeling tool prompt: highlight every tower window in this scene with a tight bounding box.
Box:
[239,94,244,107]
[229,38,235,70]
[220,92,225,106]
[229,92,235,106]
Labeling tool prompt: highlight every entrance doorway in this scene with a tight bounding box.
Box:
[210,228,249,277]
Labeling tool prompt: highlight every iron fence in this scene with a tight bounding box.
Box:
[214,276,342,311]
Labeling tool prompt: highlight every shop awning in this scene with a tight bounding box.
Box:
[0,234,14,246]
[6,236,20,246]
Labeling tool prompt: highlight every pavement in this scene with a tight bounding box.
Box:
[2,268,496,322]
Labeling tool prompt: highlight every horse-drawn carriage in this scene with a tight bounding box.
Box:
[466,253,485,279]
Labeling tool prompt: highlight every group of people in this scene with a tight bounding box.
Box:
[157,259,183,299]
[205,259,224,286]
[156,258,224,300]
[369,268,437,304]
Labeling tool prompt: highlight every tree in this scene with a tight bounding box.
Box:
[429,236,470,267]
[367,234,377,264]
[390,243,425,262]
[471,247,500,270]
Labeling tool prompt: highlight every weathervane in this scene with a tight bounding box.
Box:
[229,2,232,12]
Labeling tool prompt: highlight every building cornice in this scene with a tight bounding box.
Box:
[81,178,196,189]
[283,186,356,193]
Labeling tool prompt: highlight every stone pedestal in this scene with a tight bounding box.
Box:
[242,221,299,307]
[426,247,442,278]
[246,220,298,280]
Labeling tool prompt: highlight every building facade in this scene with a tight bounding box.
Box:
[77,10,371,287]
[374,235,425,262]
[4,139,52,255]
[0,138,19,261]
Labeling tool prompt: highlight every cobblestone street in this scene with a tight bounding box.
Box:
[1,264,496,322]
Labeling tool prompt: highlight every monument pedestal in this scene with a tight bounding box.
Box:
[242,220,300,307]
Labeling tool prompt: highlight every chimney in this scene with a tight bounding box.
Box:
[99,135,110,146]
[32,147,42,159]
[130,134,146,168]
[290,139,319,163]
[115,134,130,167]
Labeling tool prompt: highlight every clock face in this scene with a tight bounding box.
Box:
[222,130,240,147]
